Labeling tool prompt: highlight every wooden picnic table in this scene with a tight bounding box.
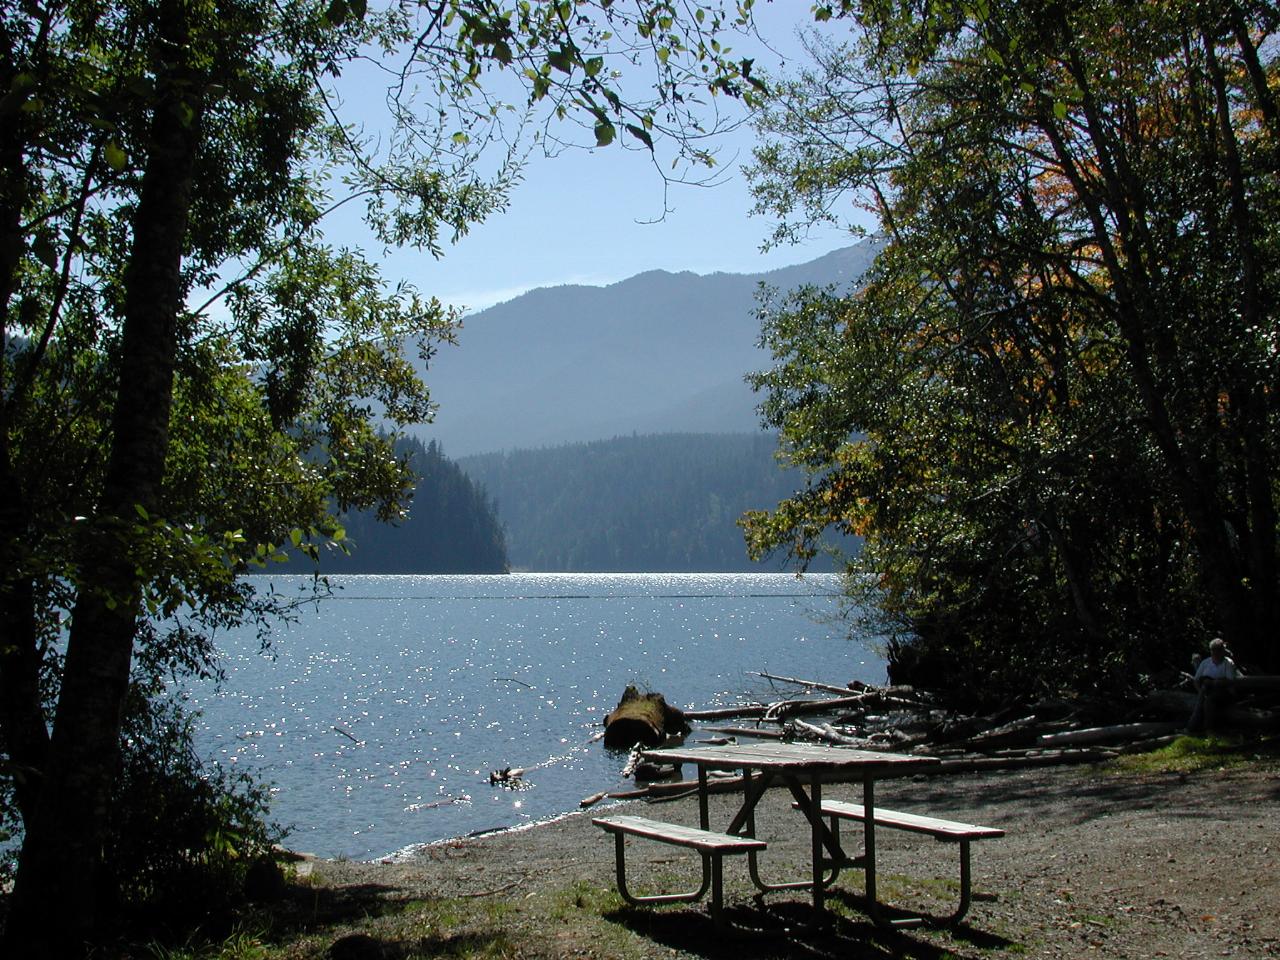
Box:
[638,741,939,923]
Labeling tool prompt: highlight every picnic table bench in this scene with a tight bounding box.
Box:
[805,799,1004,924]
[592,814,767,926]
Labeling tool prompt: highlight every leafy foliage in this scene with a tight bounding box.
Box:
[744,0,1280,706]
[0,0,766,949]
[101,689,282,940]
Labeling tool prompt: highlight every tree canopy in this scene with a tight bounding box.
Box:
[744,0,1280,704]
[0,0,763,951]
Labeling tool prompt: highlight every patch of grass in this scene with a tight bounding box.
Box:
[870,871,961,911]
[134,891,524,960]
[550,878,625,921]
[1077,913,1118,928]
[1111,734,1280,775]
[405,928,514,959]
[401,894,513,934]
[140,925,272,960]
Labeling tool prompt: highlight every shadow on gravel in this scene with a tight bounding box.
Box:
[605,893,1018,959]
[248,879,517,957]
[266,880,411,929]
[326,930,509,960]
[887,763,1277,828]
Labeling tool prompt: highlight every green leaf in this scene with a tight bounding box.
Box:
[105,141,127,171]
[32,233,58,270]
[594,119,615,147]
[1053,101,1068,120]
[547,49,574,74]
[324,0,348,26]
[624,123,653,149]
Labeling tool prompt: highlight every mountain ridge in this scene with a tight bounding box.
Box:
[409,237,881,456]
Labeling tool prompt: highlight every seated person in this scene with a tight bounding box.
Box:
[1188,637,1238,733]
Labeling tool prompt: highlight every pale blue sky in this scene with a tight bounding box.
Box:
[363,3,867,314]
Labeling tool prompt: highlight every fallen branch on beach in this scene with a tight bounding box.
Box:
[606,772,746,801]
[701,725,786,740]
[752,671,854,696]
[930,748,1118,774]
[587,670,1280,803]
[682,703,768,721]
[1036,721,1182,748]
[682,690,923,725]
[790,717,875,747]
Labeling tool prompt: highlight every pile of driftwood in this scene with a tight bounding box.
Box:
[587,671,1280,805]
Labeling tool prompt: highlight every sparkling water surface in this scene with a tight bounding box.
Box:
[189,572,882,861]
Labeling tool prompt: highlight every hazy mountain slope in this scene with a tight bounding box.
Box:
[412,239,880,456]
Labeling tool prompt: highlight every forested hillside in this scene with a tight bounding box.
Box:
[460,433,851,572]
[318,437,508,574]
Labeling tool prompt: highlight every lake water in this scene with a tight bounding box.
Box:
[188,573,883,861]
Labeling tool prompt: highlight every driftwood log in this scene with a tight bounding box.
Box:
[752,671,853,695]
[583,671,1280,806]
[603,685,690,748]
[1036,722,1181,748]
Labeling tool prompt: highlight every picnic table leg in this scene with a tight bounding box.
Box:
[950,839,974,925]
[727,768,772,835]
[742,772,832,895]
[858,778,930,928]
[609,832,714,908]
[698,766,710,830]
[709,851,725,925]
[747,772,847,897]
[742,769,783,891]
[810,773,825,917]
[863,774,878,918]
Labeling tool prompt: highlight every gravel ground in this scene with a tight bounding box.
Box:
[291,758,1279,959]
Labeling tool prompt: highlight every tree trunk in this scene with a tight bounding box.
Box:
[1203,29,1280,672]
[1044,48,1263,659]
[3,1,204,951]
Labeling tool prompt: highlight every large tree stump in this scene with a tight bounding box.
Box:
[603,685,690,748]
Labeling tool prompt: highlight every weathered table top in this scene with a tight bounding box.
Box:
[643,740,939,777]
